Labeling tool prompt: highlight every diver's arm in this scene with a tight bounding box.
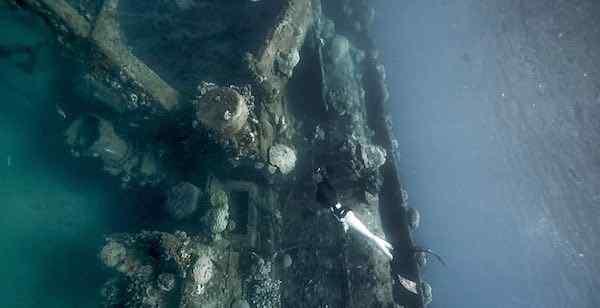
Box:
[337,204,394,260]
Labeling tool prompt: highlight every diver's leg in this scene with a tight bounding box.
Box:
[342,211,394,260]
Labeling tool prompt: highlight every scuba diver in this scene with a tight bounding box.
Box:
[314,168,445,299]
[314,168,394,260]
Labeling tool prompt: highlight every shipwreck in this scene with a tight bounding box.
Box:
[9,0,432,307]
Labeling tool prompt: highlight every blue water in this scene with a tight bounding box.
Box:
[374,0,600,307]
[0,7,142,307]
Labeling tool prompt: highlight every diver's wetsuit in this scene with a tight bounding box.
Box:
[315,176,420,295]
[316,178,348,219]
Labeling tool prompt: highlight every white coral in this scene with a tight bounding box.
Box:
[202,182,230,237]
[193,254,214,295]
[269,144,297,175]
[209,205,229,235]
[100,241,127,268]
[361,144,387,171]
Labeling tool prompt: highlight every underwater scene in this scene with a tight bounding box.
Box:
[1,0,599,307]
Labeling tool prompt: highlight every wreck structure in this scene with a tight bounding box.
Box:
[10,0,431,307]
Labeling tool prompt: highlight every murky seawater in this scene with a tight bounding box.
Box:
[0,7,142,307]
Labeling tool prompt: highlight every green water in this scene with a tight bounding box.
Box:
[0,7,141,307]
